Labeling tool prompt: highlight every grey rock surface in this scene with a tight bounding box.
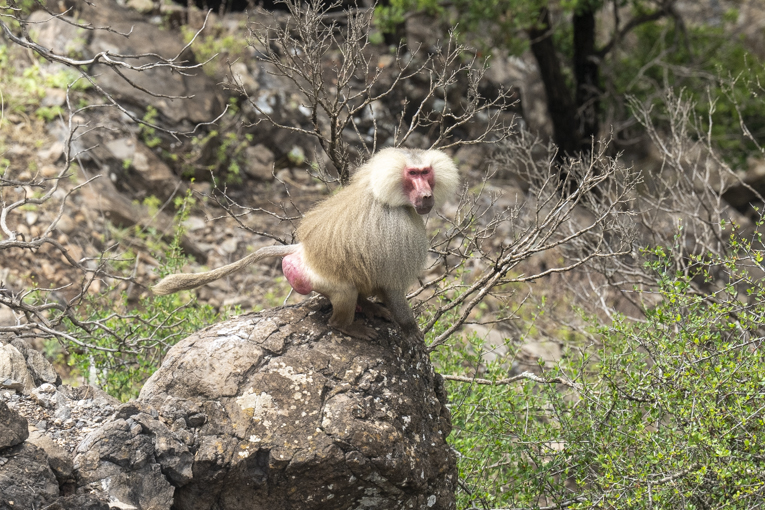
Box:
[0,436,108,510]
[0,342,35,394]
[27,11,91,58]
[27,1,222,126]
[104,137,185,202]
[73,402,192,509]
[28,428,75,486]
[85,7,223,125]
[41,494,111,510]
[243,144,277,180]
[0,442,59,509]
[137,297,456,510]
[0,400,28,450]
[10,338,61,387]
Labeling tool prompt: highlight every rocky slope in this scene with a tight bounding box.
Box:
[1,299,456,510]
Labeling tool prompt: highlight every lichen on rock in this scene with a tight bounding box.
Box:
[136,297,457,510]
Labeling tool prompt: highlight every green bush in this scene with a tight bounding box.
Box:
[434,226,765,509]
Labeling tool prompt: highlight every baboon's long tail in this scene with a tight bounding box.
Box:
[152,244,299,295]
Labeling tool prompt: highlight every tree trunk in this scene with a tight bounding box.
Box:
[528,5,602,157]
[527,7,580,156]
[573,7,600,149]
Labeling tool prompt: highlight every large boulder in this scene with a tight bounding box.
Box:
[74,298,456,509]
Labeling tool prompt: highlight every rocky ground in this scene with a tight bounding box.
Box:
[1,331,117,508]
[1,298,456,510]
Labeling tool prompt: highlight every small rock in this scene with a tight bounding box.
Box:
[50,141,65,160]
[0,378,24,392]
[6,145,27,157]
[10,339,60,387]
[104,137,136,161]
[275,168,292,181]
[131,150,151,172]
[243,144,276,180]
[87,279,101,295]
[229,61,259,95]
[55,215,75,234]
[40,164,60,177]
[15,223,30,236]
[41,261,57,281]
[127,0,155,13]
[220,237,239,254]
[182,216,207,232]
[0,400,29,449]
[55,401,72,421]
[27,428,73,482]
[41,88,67,108]
[0,306,16,326]
[196,242,216,253]
[377,54,395,67]
[36,383,57,394]
[0,343,35,394]
[106,138,183,201]
[31,383,58,408]
[454,145,486,171]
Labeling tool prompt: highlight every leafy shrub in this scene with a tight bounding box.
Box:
[434,226,765,509]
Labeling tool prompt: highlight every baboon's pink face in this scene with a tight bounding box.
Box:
[403,166,435,215]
